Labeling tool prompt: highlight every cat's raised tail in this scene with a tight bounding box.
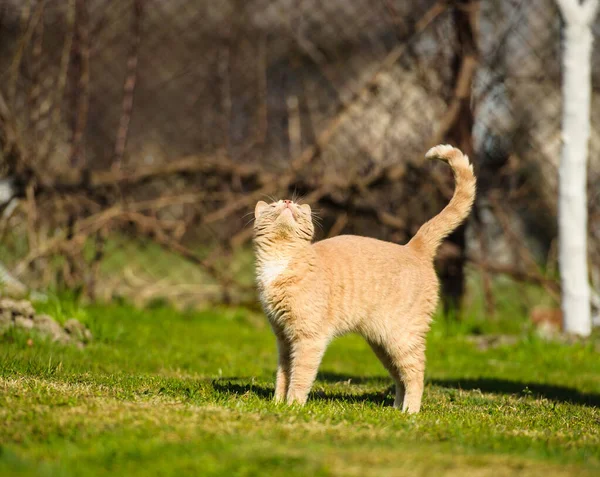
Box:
[408,145,476,260]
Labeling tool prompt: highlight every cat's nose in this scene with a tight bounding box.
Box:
[283,200,292,205]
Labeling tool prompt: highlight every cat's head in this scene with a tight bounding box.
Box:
[253,199,314,243]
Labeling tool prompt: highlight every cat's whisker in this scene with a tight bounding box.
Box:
[294,192,306,204]
[311,212,323,223]
[261,194,279,204]
[311,220,324,231]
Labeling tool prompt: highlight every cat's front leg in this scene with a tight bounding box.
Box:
[274,335,290,403]
[286,338,327,405]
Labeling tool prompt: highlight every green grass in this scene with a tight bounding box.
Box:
[0,300,599,476]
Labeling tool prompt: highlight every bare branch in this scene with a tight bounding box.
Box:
[113,0,143,168]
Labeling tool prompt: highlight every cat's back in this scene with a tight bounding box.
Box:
[314,234,410,255]
[311,234,436,322]
[312,234,425,272]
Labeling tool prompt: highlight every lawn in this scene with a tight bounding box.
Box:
[0,298,599,476]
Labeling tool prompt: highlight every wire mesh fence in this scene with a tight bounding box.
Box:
[0,0,598,313]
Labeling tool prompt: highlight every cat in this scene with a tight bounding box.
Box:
[253,145,476,413]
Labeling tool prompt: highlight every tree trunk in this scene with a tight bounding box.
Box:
[556,0,598,336]
[440,0,479,316]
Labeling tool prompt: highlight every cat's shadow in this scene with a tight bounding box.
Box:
[212,373,394,406]
[429,377,600,407]
[212,372,600,408]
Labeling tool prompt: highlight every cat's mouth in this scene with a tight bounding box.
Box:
[280,206,296,221]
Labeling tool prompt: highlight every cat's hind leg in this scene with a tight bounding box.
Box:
[379,334,426,413]
[368,341,405,407]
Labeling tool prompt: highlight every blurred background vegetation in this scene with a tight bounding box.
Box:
[0,0,599,329]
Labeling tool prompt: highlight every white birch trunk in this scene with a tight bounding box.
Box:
[555,0,598,336]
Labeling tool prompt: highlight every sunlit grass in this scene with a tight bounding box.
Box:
[0,297,599,476]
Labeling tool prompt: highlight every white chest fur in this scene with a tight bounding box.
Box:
[257,258,289,288]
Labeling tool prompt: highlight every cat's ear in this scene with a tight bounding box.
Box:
[300,204,311,214]
[254,201,269,219]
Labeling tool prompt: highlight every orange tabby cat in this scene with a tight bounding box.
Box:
[253,145,476,413]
